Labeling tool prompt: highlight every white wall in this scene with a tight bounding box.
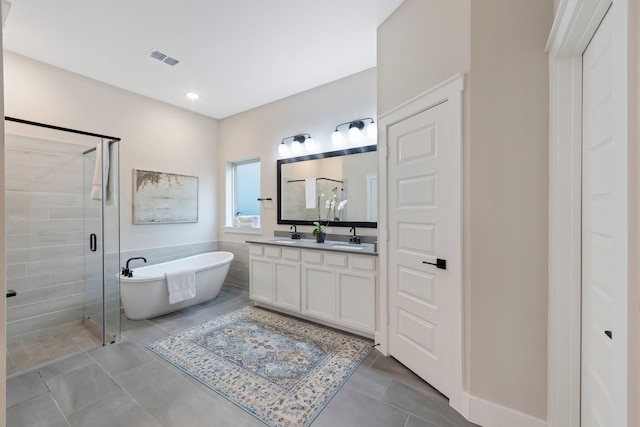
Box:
[217,68,377,243]
[3,52,220,252]
[378,0,552,421]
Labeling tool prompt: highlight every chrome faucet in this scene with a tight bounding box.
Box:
[290,224,301,240]
[121,257,147,277]
[349,227,361,244]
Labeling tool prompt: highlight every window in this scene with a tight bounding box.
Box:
[225,158,261,232]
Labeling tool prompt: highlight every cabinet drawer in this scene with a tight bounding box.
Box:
[302,250,323,265]
[324,253,347,268]
[265,246,282,259]
[249,244,264,256]
[350,255,376,272]
[282,248,301,262]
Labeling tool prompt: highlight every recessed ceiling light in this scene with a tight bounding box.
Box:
[186,92,199,100]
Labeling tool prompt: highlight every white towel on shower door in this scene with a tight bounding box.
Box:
[90,143,103,200]
[166,269,196,304]
[90,143,112,202]
[305,178,317,209]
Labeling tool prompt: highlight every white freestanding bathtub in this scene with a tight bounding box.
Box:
[120,251,234,320]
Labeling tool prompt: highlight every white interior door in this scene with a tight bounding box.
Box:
[581,9,627,426]
[387,100,454,396]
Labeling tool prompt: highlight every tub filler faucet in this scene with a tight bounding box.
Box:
[121,257,147,277]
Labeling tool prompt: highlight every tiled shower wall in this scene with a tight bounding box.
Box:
[5,134,96,338]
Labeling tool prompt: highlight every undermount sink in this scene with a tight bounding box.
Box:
[271,239,299,244]
[330,244,365,250]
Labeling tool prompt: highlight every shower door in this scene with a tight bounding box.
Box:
[83,139,121,345]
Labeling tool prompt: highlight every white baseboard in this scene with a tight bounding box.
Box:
[461,393,548,427]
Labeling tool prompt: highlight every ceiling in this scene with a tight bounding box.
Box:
[2,0,403,119]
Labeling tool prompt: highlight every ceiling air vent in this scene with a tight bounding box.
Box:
[148,49,180,67]
[163,57,179,66]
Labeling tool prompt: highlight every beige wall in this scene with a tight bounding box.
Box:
[634,0,640,420]
[378,0,552,420]
[3,52,219,252]
[217,68,377,243]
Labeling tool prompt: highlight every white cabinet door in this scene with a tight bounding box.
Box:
[301,265,335,321]
[273,248,301,311]
[250,257,273,304]
[336,270,375,332]
[273,261,300,311]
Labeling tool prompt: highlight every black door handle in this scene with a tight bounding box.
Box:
[422,258,447,270]
[605,330,612,339]
[90,234,97,252]
[6,290,16,298]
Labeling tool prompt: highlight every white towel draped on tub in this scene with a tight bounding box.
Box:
[166,269,196,304]
[305,178,317,209]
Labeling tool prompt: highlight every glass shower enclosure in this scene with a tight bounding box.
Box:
[82,139,121,344]
[5,118,120,374]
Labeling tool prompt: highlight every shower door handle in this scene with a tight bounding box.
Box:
[89,234,97,252]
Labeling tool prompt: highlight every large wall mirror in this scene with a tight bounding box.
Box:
[277,145,377,228]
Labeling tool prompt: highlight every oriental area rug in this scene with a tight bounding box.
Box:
[146,306,373,427]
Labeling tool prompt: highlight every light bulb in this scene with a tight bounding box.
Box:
[186,92,199,100]
[291,140,302,154]
[348,126,362,143]
[305,137,318,152]
[278,143,290,156]
[367,122,377,140]
[332,130,343,146]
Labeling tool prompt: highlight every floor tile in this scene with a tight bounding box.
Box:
[148,312,198,333]
[66,390,161,427]
[37,353,94,380]
[311,386,409,427]
[6,370,48,408]
[405,414,441,427]
[90,340,152,377]
[369,354,431,391]
[8,323,101,376]
[114,360,193,412]
[120,315,152,333]
[45,362,122,415]
[360,347,381,367]
[382,380,478,427]
[6,393,68,427]
[121,323,172,348]
[345,364,394,400]
[149,386,248,427]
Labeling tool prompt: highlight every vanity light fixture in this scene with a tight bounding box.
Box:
[279,133,313,156]
[331,118,377,145]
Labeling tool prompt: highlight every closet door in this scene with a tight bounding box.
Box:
[387,100,454,396]
[581,9,628,426]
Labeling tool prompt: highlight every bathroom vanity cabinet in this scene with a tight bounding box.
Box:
[248,241,376,337]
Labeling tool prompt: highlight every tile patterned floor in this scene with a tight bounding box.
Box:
[6,284,480,427]
[7,322,103,377]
